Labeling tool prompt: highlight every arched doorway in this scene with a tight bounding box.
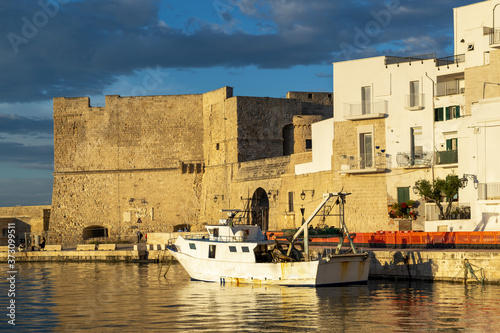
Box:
[250,188,269,231]
[82,225,108,240]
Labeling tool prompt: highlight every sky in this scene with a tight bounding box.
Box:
[0,0,479,207]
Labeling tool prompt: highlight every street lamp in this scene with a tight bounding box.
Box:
[214,194,224,203]
[460,174,476,188]
[300,190,315,200]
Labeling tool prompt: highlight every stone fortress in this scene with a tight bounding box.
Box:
[49,87,365,246]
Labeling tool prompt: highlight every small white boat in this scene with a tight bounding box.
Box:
[168,192,370,287]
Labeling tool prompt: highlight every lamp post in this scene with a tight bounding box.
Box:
[300,190,315,200]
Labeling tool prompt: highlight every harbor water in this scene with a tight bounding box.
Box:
[2,262,500,332]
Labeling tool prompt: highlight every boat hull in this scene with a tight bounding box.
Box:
[169,250,370,286]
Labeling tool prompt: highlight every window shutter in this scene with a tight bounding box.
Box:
[397,187,410,204]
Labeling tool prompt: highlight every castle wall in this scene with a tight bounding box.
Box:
[51,93,206,246]
[50,87,333,245]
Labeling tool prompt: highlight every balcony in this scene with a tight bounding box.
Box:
[435,150,458,165]
[436,80,465,97]
[489,28,500,46]
[344,100,388,120]
[405,93,425,111]
[338,152,386,174]
[385,53,436,66]
[396,151,432,168]
[435,54,465,68]
[478,183,500,200]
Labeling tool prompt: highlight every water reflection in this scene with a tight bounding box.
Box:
[1,262,500,332]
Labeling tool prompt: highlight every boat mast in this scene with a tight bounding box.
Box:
[286,193,335,257]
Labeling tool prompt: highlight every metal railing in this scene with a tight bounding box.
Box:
[385,53,436,66]
[489,28,500,45]
[436,80,465,96]
[478,183,500,200]
[339,152,387,171]
[405,93,425,109]
[396,151,432,167]
[435,150,458,165]
[435,54,465,67]
[344,100,388,117]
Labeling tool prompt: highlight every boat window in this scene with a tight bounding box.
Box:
[213,228,219,237]
[189,243,196,250]
[229,246,237,252]
[209,245,216,258]
[241,246,250,253]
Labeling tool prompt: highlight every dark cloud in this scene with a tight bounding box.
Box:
[0,178,52,206]
[0,141,53,170]
[0,0,478,103]
[0,114,53,135]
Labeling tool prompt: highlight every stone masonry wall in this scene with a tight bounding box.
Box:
[465,49,500,115]
[51,92,205,246]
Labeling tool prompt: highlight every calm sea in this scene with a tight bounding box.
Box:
[1,262,500,332]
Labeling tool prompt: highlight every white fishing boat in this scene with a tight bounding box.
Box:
[167,192,370,287]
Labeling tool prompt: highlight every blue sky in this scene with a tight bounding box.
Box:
[0,0,478,207]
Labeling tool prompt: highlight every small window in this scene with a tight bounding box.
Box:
[434,108,444,122]
[305,139,312,150]
[216,143,220,150]
[213,228,219,237]
[209,245,216,258]
[189,243,196,250]
[242,246,250,253]
[229,246,237,252]
[308,93,312,99]
[288,192,294,212]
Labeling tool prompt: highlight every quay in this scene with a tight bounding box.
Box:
[1,242,499,285]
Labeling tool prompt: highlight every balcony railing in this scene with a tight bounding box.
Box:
[396,151,432,167]
[344,100,388,118]
[405,93,425,110]
[339,152,386,172]
[489,28,500,45]
[385,53,436,66]
[435,150,458,165]
[436,80,465,96]
[478,183,500,200]
[435,54,465,67]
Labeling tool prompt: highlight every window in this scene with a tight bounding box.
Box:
[410,81,420,107]
[209,245,216,259]
[436,106,460,122]
[359,133,373,169]
[242,246,250,253]
[216,143,220,150]
[361,86,371,114]
[446,138,458,151]
[189,243,196,250]
[308,93,312,99]
[229,246,237,252]
[445,106,461,120]
[288,192,294,212]
[397,187,410,204]
[305,139,312,150]
[411,127,423,163]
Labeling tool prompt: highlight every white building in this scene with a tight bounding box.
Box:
[297,0,500,232]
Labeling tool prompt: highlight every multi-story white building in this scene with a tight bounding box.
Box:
[297,0,500,232]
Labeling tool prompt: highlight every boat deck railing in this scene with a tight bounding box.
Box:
[182,233,268,243]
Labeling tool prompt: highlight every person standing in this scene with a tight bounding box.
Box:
[40,237,46,251]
